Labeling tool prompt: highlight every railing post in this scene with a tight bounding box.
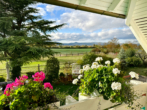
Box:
[6,62,10,81]
[38,64,40,72]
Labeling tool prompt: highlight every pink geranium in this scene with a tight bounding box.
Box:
[44,82,53,89]
[32,71,45,82]
[4,88,11,96]
[19,75,28,81]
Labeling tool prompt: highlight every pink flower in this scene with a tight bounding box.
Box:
[32,71,45,82]
[15,78,24,86]
[44,82,53,89]
[4,88,11,96]
[19,75,28,81]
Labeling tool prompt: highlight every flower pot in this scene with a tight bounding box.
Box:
[67,75,72,82]
[33,101,60,110]
[79,93,91,101]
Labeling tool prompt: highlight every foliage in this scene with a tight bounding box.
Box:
[125,57,142,67]
[0,76,5,82]
[76,53,114,66]
[0,0,64,78]
[26,72,35,79]
[136,49,147,67]
[11,66,21,81]
[78,57,136,108]
[125,48,136,58]
[118,48,126,60]
[105,38,120,53]
[59,72,65,77]
[44,57,60,83]
[0,72,58,110]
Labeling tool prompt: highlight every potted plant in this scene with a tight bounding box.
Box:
[73,57,137,108]
[0,72,60,110]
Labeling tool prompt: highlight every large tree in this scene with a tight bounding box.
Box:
[0,0,64,80]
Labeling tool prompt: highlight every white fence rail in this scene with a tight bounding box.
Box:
[59,82,147,110]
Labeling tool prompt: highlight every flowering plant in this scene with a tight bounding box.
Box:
[0,72,57,110]
[73,57,136,106]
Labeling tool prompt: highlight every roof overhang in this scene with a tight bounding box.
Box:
[35,0,125,19]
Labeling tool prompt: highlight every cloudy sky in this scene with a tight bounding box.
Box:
[31,3,138,44]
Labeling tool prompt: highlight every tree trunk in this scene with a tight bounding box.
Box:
[6,62,10,81]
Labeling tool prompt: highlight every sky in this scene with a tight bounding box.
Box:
[30,2,138,44]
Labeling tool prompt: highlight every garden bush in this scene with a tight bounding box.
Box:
[125,57,142,67]
[11,66,21,81]
[91,48,101,53]
[26,72,35,79]
[76,53,114,66]
[0,76,5,82]
[125,48,136,58]
[44,57,60,83]
[118,48,126,60]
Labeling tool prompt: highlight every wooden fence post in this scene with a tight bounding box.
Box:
[38,64,40,72]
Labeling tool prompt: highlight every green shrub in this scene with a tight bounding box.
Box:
[0,76,5,82]
[118,48,126,60]
[26,72,35,79]
[11,66,21,81]
[126,48,136,58]
[44,57,60,83]
[76,53,114,66]
[59,72,65,77]
[125,57,142,67]
[91,48,101,53]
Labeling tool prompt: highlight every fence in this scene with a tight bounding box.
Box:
[54,52,100,57]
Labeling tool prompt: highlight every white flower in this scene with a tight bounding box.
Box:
[72,79,78,84]
[113,58,120,64]
[92,62,98,66]
[78,75,83,79]
[135,74,139,79]
[83,64,90,71]
[129,71,136,78]
[129,71,139,79]
[112,68,120,75]
[25,80,29,84]
[105,61,111,65]
[91,65,97,69]
[79,69,83,74]
[95,57,103,61]
[111,82,121,90]
[97,65,103,68]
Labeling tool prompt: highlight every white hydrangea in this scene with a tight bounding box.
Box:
[95,57,103,61]
[112,68,120,75]
[135,74,139,79]
[129,71,136,78]
[92,62,98,66]
[113,58,120,64]
[79,69,83,74]
[72,79,78,84]
[97,65,103,68]
[105,60,111,65]
[78,75,83,79]
[129,71,139,79]
[111,82,121,90]
[91,65,97,69]
[83,64,90,71]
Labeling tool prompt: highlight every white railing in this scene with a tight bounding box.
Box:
[59,81,147,110]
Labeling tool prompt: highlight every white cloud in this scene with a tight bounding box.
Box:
[37,7,46,16]
[58,10,127,32]
[46,5,56,12]
[50,28,135,43]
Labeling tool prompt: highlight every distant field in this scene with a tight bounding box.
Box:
[51,48,93,54]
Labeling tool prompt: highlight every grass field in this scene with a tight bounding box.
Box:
[52,48,92,54]
[0,55,83,80]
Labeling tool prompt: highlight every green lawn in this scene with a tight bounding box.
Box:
[52,48,92,54]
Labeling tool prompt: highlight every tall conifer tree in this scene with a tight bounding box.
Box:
[0,0,64,80]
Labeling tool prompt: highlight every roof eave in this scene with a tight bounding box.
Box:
[34,0,126,19]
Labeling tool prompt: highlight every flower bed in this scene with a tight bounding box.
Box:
[0,72,59,110]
